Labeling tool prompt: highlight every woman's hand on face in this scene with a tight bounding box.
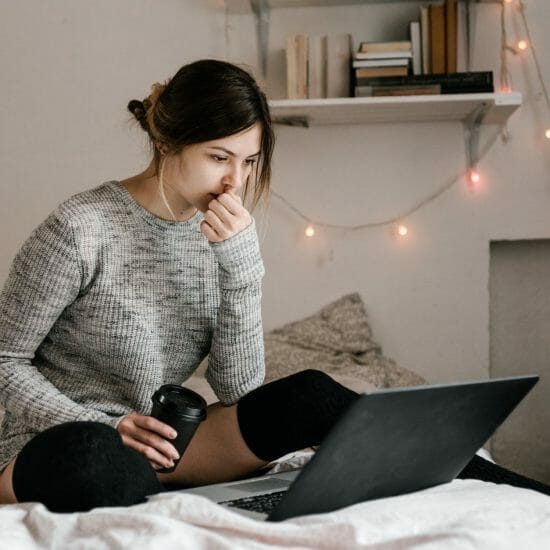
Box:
[200,191,252,243]
[117,412,180,471]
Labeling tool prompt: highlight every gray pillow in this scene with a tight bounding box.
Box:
[264,293,425,388]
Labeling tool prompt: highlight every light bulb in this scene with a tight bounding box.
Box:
[305,224,315,237]
[397,224,408,237]
[517,39,528,51]
[468,169,481,188]
[545,128,550,139]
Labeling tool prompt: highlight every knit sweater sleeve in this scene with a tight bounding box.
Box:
[205,220,265,404]
[0,212,120,431]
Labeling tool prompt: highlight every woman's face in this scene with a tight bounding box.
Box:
[165,122,262,214]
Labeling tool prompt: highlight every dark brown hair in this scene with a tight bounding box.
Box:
[128,59,274,209]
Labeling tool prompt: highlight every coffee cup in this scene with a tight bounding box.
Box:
[151,384,207,474]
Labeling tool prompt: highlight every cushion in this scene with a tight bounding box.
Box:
[263,292,425,388]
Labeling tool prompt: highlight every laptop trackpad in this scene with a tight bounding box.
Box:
[230,478,290,494]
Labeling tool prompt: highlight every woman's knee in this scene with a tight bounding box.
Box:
[12,421,163,513]
[0,457,17,504]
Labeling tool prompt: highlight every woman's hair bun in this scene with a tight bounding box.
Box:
[127,99,149,131]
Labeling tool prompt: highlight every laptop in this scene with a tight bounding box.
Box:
[180,375,538,521]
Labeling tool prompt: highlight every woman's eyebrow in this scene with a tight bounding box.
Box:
[209,146,261,158]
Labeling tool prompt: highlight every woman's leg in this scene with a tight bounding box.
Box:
[160,369,359,486]
[458,454,550,495]
[0,458,17,504]
[163,369,550,499]
[7,421,163,512]
[158,401,269,487]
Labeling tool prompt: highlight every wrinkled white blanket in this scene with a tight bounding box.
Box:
[2,479,550,549]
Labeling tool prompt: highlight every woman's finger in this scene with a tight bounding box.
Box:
[119,434,175,470]
[133,414,177,440]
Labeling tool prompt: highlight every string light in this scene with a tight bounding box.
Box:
[517,1,550,141]
[267,0,548,238]
[305,224,315,237]
[516,39,528,51]
[397,224,408,237]
[467,169,481,189]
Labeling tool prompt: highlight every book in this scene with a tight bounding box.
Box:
[358,40,412,53]
[445,0,458,73]
[308,35,327,98]
[286,34,308,99]
[326,33,352,97]
[354,71,494,94]
[420,5,431,74]
[355,84,441,97]
[430,3,446,74]
[355,50,413,60]
[372,84,441,97]
[352,58,410,68]
[409,20,422,75]
[355,66,410,78]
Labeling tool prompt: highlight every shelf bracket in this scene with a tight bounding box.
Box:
[463,102,489,175]
[250,0,270,76]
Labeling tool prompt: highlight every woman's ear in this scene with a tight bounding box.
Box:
[156,142,169,156]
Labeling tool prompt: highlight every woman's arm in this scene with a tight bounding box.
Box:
[206,219,265,404]
[0,212,121,431]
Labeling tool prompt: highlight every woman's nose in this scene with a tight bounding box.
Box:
[222,164,244,190]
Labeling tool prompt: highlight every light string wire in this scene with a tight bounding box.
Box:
[271,125,502,231]
[271,1,513,232]
[517,1,550,112]
[500,0,512,92]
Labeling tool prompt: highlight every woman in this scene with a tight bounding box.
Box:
[0,59,547,513]
[0,59,358,512]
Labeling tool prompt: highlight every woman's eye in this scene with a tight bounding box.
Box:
[212,155,227,162]
[245,158,257,166]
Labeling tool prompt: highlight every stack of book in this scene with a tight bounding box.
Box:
[355,71,494,98]
[353,0,494,97]
[286,33,352,99]
[352,41,412,81]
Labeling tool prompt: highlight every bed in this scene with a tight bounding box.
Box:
[2,293,550,548]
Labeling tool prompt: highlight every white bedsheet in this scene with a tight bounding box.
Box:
[2,479,550,549]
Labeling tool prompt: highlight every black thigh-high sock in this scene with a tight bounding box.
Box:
[237,369,360,462]
[237,370,550,497]
[12,421,164,513]
[458,454,550,496]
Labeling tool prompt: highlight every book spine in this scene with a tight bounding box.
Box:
[359,41,412,53]
[409,21,422,76]
[326,33,352,98]
[355,51,413,60]
[308,35,327,99]
[430,4,446,74]
[352,58,410,68]
[354,71,494,90]
[420,5,431,75]
[445,0,458,73]
[286,34,308,99]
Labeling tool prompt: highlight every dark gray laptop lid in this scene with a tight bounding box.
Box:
[268,375,538,521]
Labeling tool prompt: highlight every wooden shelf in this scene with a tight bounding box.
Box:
[268,92,522,127]
[226,0,499,15]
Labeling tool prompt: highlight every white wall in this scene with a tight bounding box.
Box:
[1,0,549,386]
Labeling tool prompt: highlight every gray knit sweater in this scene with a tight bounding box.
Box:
[0,181,265,468]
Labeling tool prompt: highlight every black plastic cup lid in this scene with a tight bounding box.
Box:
[152,384,207,419]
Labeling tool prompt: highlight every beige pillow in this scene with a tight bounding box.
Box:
[264,293,425,388]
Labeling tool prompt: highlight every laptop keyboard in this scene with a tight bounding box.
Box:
[220,490,287,515]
